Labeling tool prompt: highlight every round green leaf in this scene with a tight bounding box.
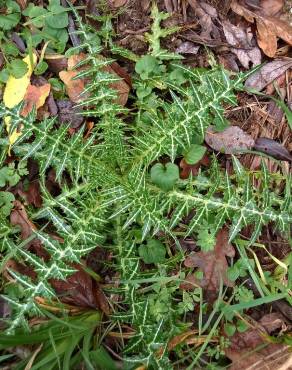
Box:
[224,323,236,337]
[183,144,206,165]
[150,162,179,191]
[138,239,166,264]
[45,11,68,29]
[0,13,20,30]
[8,59,28,78]
[34,61,48,75]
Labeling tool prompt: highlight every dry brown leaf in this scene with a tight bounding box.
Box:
[21,84,51,117]
[205,126,255,154]
[59,70,86,103]
[50,263,110,314]
[109,0,128,8]
[16,0,27,10]
[10,201,48,259]
[225,313,290,370]
[231,0,292,57]
[260,0,284,16]
[222,21,261,68]
[256,17,277,57]
[176,41,200,55]
[245,58,292,90]
[60,53,130,106]
[183,228,235,294]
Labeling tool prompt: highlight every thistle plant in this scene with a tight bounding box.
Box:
[0,2,291,367]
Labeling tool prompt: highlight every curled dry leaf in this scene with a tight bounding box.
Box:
[231,0,292,57]
[50,263,110,314]
[21,84,51,117]
[260,0,284,16]
[10,201,48,259]
[254,137,292,162]
[59,70,86,104]
[225,313,290,370]
[222,21,261,68]
[245,58,292,91]
[205,126,255,154]
[183,228,235,295]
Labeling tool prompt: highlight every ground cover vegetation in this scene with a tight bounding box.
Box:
[0,0,291,369]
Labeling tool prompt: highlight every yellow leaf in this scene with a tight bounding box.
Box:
[3,53,37,153]
[3,54,37,108]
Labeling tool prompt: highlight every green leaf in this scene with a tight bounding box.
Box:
[183,144,206,165]
[0,68,9,83]
[2,42,19,57]
[236,319,249,333]
[8,59,28,79]
[0,191,15,217]
[138,239,166,264]
[0,13,20,30]
[6,0,20,13]
[135,55,159,80]
[35,61,48,75]
[224,323,236,337]
[24,5,48,28]
[45,10,68,29]
[196,227,216,252]
[150,162,179,191]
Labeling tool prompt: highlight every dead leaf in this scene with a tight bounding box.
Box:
[21,84,51,117]
[45,54,68,74]
[231,0,292,57]
[225,313,290,370]
[254,137,292,162]
[105,64,130,106]
[222,21,261,68]
[256,17,277,57]
[50,263,110,314]
[245,58,292,90]
[180,154,210,179]
[205,126,255,154]
[109,0,128,8]
[57,99,84,128]
[260,0,284,16]
[176,41,200,54]
[10,200,37,240]
[59,70,86,103]
[184,228,235,294]
[10,201,48,259]
[16,0,27,10]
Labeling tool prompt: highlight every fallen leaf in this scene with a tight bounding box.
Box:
[184,228,235,293]
[254,137,292,162]
[231,0,292,57]
[50,263,110,313]
[57,99,84,128]
[205,126,255,154]
[26,181,43,208]
[256,17,278,57]
[225,313,290,370]
[59,70,86,104]
[245,58,292,90]
[21,84,51,117]
[176,41,200,55]
[10,201,48,259]
[3,54,37,149]
[45,54,68,74]
[109,0,128,8]
[260,0,284,16]
[180,154,210,179]
[105,64,130,106]
[222,21,261,68]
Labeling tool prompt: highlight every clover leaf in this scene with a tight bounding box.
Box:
[139,239,166,264]
[150,162,179,191]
